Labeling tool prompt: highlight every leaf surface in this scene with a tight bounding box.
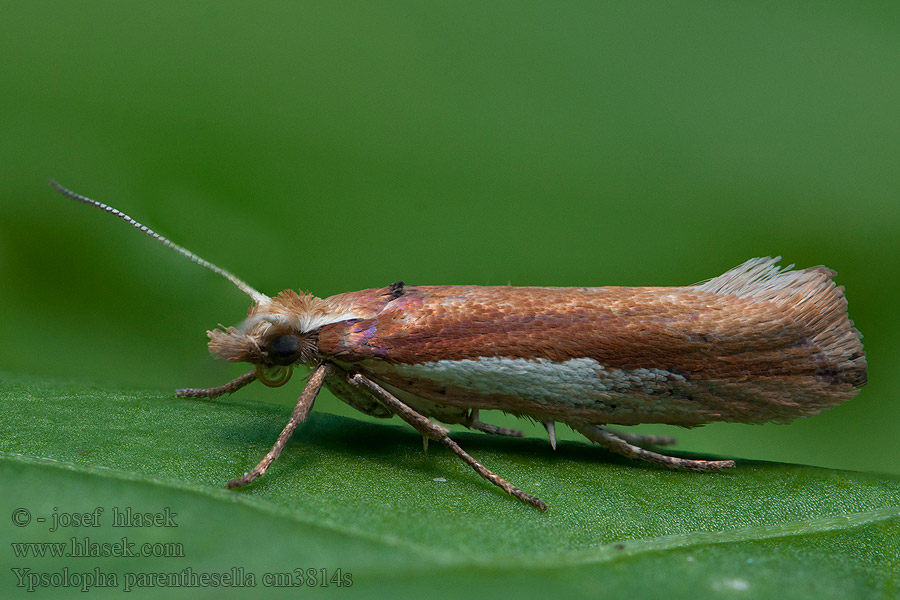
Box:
[2,377,898,599]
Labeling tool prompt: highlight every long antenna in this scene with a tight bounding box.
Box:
[49,180,270,305]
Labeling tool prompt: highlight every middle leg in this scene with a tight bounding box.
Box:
[348,372,547,511]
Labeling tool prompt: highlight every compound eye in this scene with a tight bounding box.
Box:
[267,334,302,366]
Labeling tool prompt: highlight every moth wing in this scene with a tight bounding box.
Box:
[314,266,865,426]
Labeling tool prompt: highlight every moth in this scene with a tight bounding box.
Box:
[51,181,867,511]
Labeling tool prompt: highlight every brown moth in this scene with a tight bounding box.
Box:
[51,181,867,511]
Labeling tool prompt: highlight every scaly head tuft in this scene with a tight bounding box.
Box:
[207,289,364,385]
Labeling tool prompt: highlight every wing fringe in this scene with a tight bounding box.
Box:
[695,257,866,388]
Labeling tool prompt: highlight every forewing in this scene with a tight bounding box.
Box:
[317,284,804,372]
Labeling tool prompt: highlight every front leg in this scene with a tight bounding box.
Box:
[348,372,548,511]
[227,363,332,489]
[176,370,257,399]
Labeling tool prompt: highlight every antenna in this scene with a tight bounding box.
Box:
[49,180,270,305]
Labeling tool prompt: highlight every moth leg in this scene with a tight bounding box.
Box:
[175,370,257,399]
[572,423,734,471]
[607,429,677,447]
[348,373,548,511]
[325,372,393,418]
[227,363,331,489]
[466,409,525,438]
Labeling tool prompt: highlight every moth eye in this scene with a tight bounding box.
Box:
[267,334,302,366]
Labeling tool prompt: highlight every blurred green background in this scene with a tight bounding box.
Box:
[1,2,898,476]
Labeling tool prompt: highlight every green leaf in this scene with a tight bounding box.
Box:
[2,375,898,599]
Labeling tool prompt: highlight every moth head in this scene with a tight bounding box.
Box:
[208,290,346,387]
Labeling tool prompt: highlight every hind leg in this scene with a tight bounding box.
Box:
[608,429,677,447]
[571,423,734,471]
